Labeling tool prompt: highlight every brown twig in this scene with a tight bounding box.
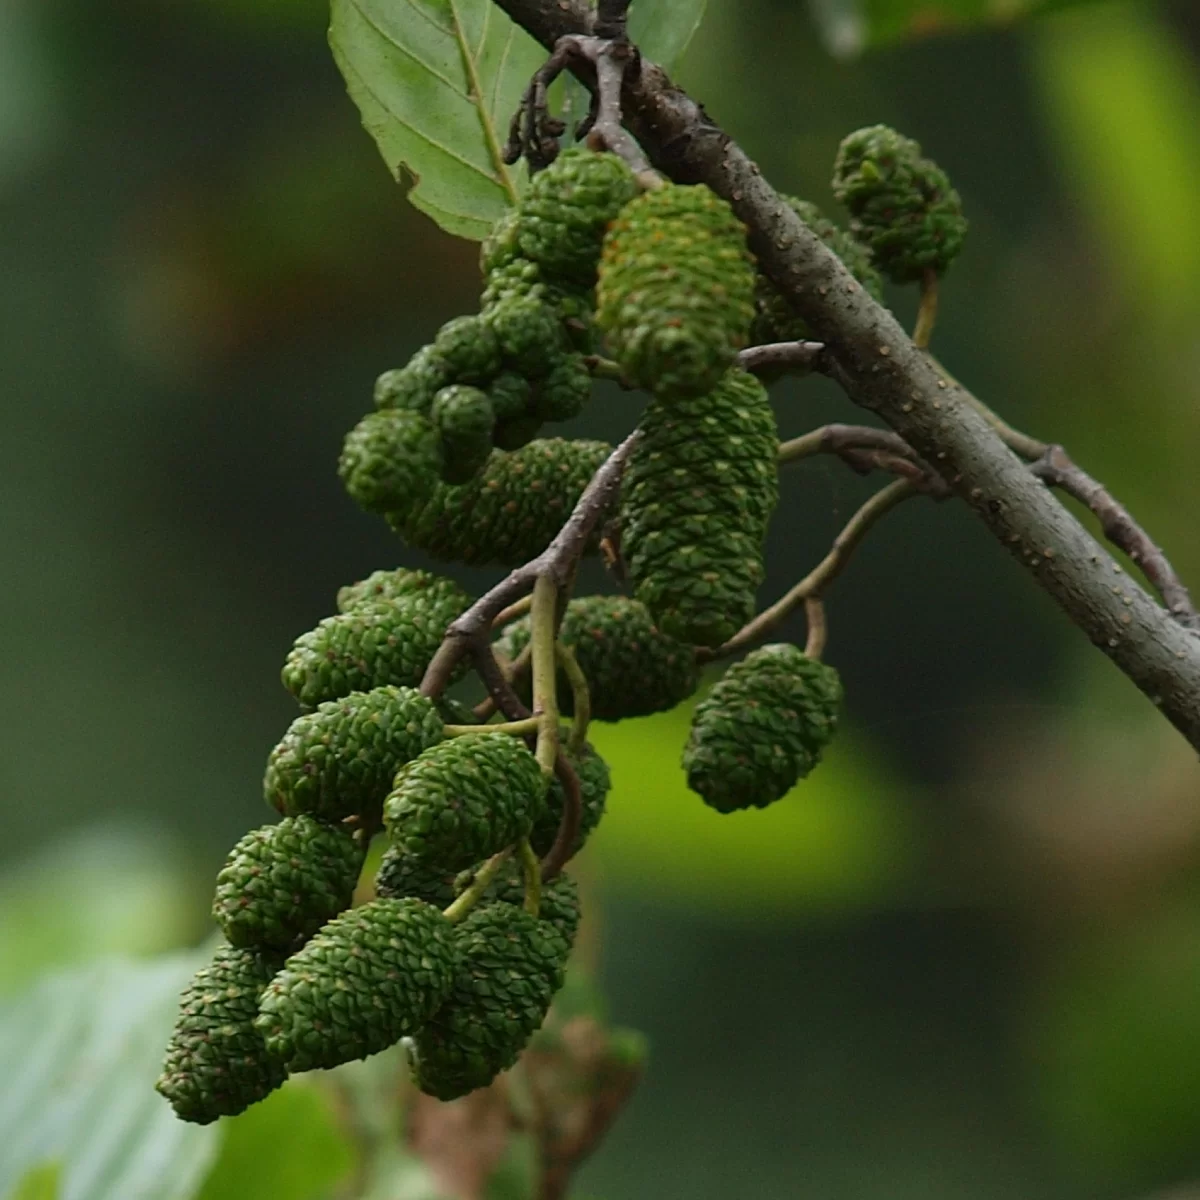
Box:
[1032,444,1200,630]
[703,478,923,661]
[912,269,939,349]
[419,432,639,707]
[540,752,582,881]
[738,340,826,376]
[803,596,828,660]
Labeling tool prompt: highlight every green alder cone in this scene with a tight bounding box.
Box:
[751,197,883,346]
[431,315,502,384]
[374,345,454,414]
[533,352,591,423]
[470,861,582,945]
[620,369,779,647]
[339,409,442,516]
[264,685,444,823]
[498,595,699,722]
[480,207,522,277]
[410,903,568,1100]
[832,124,967,283]
[386,438,613,567]
[596,183,756,399]
[516,147,639,288]
[431,384,496,484]
[682,643,843,812]
[529,741,610,860]
[479,246,597,355]
[283,585,472,707]
[156,945,286,1125]
[374,846,460,909]
[212,816,365,950]
[487,370,534,425]
[383,733,545,873]
[484,294,566,379]
[336,567,466,614]
[435,695,481,727]
[255,898,456,1073]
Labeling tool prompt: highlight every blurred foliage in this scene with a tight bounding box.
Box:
[3,0,1200,1196]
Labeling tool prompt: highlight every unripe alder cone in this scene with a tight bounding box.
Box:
[386,438,613,568]
[497,595,699,722]
[339,408,442,516]
[484,294,565,379]
[459,860,581,945]
[255,897,456,1073]
[430,384,495,483]
[533,352,591,423]
[683,643,842,812]
[374,345,453,413]
[431,315,502,384]
[487,370,534,425]
[212,816,365,950]
[620,369,779,647]
[264,685,444,823]
[832,124,967,283]
[410,903,568,1101]
[516,147,639,288]
[336,567,465,614]
[283,583,472,707]
[384,733,545,873]
[596,183,756,399]
[374,845,460,909]
[751,197,883,347]
[157,945,286,1125]
[529,741,610,859]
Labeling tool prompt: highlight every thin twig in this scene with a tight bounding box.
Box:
[556,642,592,754]
[519,837,542,916]
[473,643,533,721]
[494,595,534,629]
[444,716,541,738]
[803,597,828,660]
[704,478,922,661]
[1032,445,1200,630]
[419,432,639,706]
[912,270,939,350]
[442,848,513,924]
[778,423,917,467]
[540,752,582,881]
[738,340,826,376]
[531,574,562,777]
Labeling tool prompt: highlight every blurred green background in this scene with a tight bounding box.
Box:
[4,0,1200,1196]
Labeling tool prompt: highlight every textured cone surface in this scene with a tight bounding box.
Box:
[481,208,522,277]
[387,438,612,567]
[339,409,442,516]
[213,817,365,950]
[597,184,756,399]
[487,371,534,425]
[683,643,842,812]
[264,686,444,823]
[478,862,582,945]
[255,898,456,1073]
[484,294,565,378]
[374,345,453,414]
[498,595,699,722]
[480,254,598,357]
[432,316,501,384]
[411,904,567,1100]
[432,385,496,484]
[337,567,466,614]
[374,846,460,909]
[283,586,471,707]
[157,945,285,1124]
[529,742,610,859]
[384,733,544,873]
[620,369,778,647]
[533,353,591,423]
[751,198,883,345]
[516,147,638,287]
[832,124,967,283]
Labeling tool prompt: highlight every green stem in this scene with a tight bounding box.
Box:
[530,574,561,778]
[443,716,541,738]
[518,837,541,917]
[442,847,513,924]
[912,269,939,349]
[556,642,591,755]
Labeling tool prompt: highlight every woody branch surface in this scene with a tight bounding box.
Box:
[490,0,1200,750]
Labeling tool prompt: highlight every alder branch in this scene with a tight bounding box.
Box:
[488,0,1200,751]
[738,340,826,376]
[419,431,639,705]
[703,478,925,662]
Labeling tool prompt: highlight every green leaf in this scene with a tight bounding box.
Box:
[194,1083,355,1200]
[0,954,220,1200]
[329,0,545,240]
[630,0,709,71]
[807,0,1105,57]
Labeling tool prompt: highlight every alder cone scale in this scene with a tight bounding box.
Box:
[620,369,779,648]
